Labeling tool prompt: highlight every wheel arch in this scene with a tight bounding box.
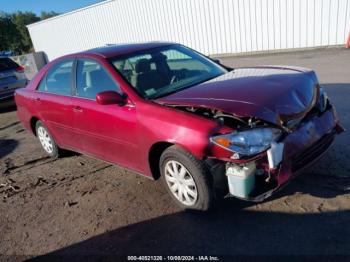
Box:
[30,116,40,136]
[148,141,174,180]
[148,141,205,180]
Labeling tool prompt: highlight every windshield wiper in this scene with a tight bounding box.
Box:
[150,74,223,100]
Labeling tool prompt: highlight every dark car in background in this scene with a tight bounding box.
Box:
[0,57,28,101]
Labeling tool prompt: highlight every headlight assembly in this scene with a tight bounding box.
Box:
[210,128,282,156]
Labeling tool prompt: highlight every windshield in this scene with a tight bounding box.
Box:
[109,44,227,99]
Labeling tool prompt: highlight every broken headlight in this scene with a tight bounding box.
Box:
[210,128,282,156]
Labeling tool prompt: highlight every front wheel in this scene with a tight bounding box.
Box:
[35,121,59,158]
[160,146,214,211]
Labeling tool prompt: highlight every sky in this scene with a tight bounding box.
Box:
[1,0,105,15]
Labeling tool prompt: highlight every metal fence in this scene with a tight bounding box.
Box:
[27,0,350,60]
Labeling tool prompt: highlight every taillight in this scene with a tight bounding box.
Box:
[16,65,25,72]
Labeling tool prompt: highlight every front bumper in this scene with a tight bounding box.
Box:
[225,105,343,201]
[278,105,341,184]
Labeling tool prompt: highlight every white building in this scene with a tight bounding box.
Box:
[28,0,350,60]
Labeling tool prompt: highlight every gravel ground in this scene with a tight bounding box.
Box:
[0,48,350,260]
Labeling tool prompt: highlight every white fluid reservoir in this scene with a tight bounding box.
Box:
[226,162,256,198]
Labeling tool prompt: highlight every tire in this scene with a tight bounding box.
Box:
[160,145,214,211]
[35,121,59,158]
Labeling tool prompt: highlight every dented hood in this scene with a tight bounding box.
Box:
[156,66,319,126]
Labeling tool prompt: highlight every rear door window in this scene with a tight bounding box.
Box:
[38,60,74,96]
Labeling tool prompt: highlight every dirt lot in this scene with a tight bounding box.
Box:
[1,48,350,259]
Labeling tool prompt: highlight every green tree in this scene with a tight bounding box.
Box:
[0,12,21,52]
[11,11,40,53]
[0,10,60,54]
[40,11,60,20]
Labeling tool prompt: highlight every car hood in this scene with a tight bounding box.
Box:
[156,66,319,126]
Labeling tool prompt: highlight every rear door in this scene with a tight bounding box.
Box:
[34,59,78,148]
[71,58,139,168]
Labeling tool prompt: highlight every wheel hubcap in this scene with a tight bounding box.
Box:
[164,160,198,206]
[37,126,54,154]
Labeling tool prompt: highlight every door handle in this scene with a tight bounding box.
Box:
[73,106,83,113]
[33,97,41,103]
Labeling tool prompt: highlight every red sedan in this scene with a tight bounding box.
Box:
[15,42,343,210]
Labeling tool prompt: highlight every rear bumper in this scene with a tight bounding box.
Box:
[0,79,27,100]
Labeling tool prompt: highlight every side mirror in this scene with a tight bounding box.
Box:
[96,91,126,105]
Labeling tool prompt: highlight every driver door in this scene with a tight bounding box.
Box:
[71,58,139,168]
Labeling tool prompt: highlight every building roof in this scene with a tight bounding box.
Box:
[27,0,116,28]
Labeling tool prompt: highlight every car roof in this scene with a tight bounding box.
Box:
[76,41,177,59]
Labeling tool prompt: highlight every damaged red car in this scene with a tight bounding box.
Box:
[15,42,343,210]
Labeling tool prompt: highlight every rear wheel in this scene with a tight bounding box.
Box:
[160,146,214,211]
[35,121,59,158]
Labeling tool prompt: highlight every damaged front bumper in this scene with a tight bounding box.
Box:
[212,105,344,202]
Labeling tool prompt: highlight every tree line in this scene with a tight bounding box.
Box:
[0,11,59,55]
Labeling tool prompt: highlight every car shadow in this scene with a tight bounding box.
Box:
[27,167,350,260]
[0,139,18,159]
[267,170,350,201]
[0,98,17,113]
[29,208,350,259]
